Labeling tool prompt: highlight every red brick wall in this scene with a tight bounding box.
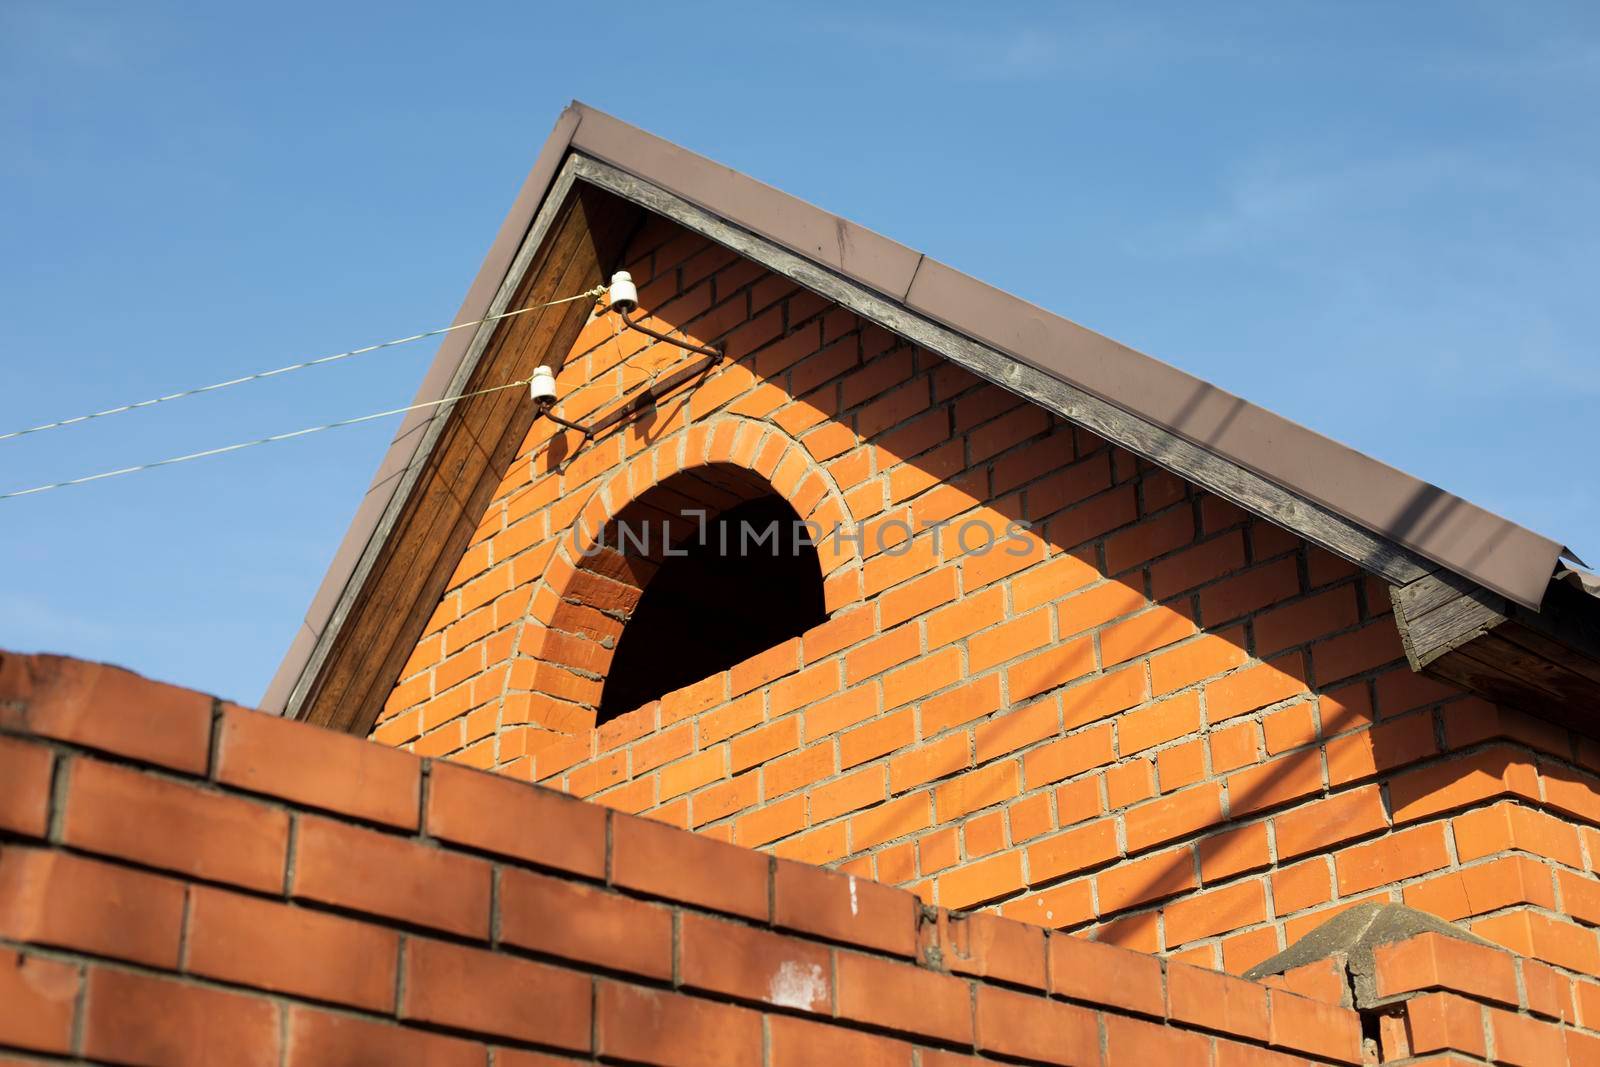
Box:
[372,215,1600,981]
[0,651,1402,1065]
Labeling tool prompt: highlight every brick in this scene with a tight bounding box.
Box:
[889,733,968,794]
[1386,746,1540,824]
[285,1007,486,1067]
[768,1013,914,1067]
[403,937,590,1049]
[927,585,1006,648]
[879,566,958,627]
[1254,587,1358,655]
[0,946,78,1055]
[0,847,184,967]
[837,949,972,1044]
[1120,691,1202,756]
[800,683,875,737]
[1267,986,1363,1064]
[1272,859,1333,915]
[1263,702,1317,755]
[1050,934,1163,1016]
[1061,667,1147,729]
[1023,724,1116,789]
[1151,532,1246,599]
[921,673,1003,735]
[764,744,835,799]
[185,885,398,1011]
[736,794,806,847]
[1103,1013,1213,1064]
[1473,908,1600,975]
[1204,654,1308,722]
[1103,762,1153,813]
[1402,855,1557,921]
[729,636,801,696]
[1200,822,1272,883]
[1452,801,1584,868]
[975,984,1100,1065]
[660,748,726,799]
[1324,714,1437,785]
[1226,751,1325,817]
[1213,1039,1318,1067]
[612,809,769,920]
[1001,879,1095,930]
[969,609,1052,672]
[1372,931,1520,1006]
[1487,1005,1566,1067]
[1164,878,1267,946]
[811,766,888,821]
[1027,819,1120,884]
[1010,792,1054,842]
[62,757,288,893]
[0,736,52,838]
[0,652,213,773]
[840,708,915,768]
[1312,620,1406,683]
[681,911,831,1011]
[1336,823,1452,895]
[1199,557,1301,625]
[1058,579,1146,636]
[934,761,1020,821]
[83,967,278,1067]
[1150,630,1248,695]
[1008,636,1095,701]
[597,980,762,1067]
[1011,551,1099,613]
[1097,846,1198,913]
[1266,956,1349,1007]
[216,706,421,828]
[1100,605,1196,666]
[938,850,1025,908]
[500,866,673,980]
[774,858,918,957]
[936,909,1046,988]
[1521,958,1575,1022]
[1210,722,1260,772]
[846,627,921,682]
[732,717,801,771]
[1124,782,1223,852]
[1273,785,1388,860]
[292,814,490,937]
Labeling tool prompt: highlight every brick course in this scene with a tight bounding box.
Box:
[0,650,1402,1064]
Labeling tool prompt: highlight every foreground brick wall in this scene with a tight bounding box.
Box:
[0,651,1401,1066]
[372,214,1600,981]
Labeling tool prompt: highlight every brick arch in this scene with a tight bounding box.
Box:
[505,414,858,740]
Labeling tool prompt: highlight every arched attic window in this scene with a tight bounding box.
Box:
[596,465,827,723]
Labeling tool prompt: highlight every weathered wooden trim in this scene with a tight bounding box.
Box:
[1391,570,1510,670]
[569,154,1435,589]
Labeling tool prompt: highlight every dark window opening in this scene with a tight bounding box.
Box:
[597,495,827,724]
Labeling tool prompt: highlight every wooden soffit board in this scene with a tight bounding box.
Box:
[292,180,639,735]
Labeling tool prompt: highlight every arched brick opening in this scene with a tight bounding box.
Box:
[504,414,857,745]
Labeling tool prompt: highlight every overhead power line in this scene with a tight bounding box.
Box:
[0,377,533,502]
[0,285,607,443]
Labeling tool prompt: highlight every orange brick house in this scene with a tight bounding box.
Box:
[260,103,1600,977]
[5,100,1600,1064]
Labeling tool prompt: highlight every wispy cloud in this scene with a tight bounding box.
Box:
[814,10,1238,83]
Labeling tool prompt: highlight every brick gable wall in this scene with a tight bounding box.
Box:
[5,650,1599,1064]
[372,214,1600,983]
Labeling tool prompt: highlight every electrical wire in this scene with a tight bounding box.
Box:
[0,377,533,501]
[0,285,607,443]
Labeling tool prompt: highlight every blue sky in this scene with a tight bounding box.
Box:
[2,2,1596,704]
